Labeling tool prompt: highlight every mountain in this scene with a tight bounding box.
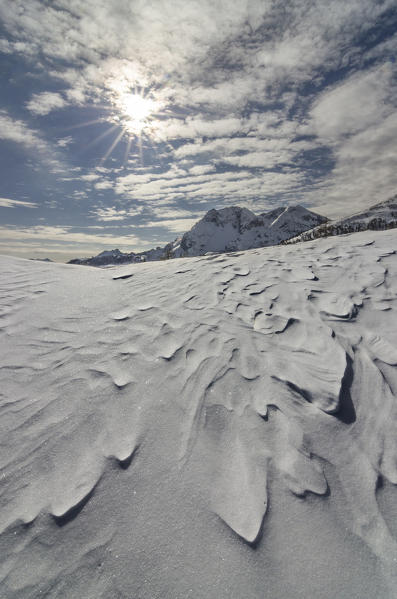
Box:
[69,204,327,266]
[2,228,397,598]
[29,257,53,262]
[171,205,327,257]
[285,195,397,244]
[69,245,167,267]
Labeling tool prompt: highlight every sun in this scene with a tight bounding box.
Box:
[76,81,166,164]
[119,93,157,134]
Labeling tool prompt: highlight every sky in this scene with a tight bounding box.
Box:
[0,0,396,261]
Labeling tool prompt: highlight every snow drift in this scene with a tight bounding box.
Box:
[1,229,397,598]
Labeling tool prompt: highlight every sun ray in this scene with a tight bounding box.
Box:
[123,136,133,167]
[80,124,119,153]
[67,84,173,165]
[101,128,126,164]
[140,133,165,168]
[62,118,107,131]
[138,135,144,166]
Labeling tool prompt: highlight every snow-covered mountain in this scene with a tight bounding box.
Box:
[285,195,397,244]
[69,204,327,266]
[171,204,327,257]
[1,228,397,598]
[69,245,167,266]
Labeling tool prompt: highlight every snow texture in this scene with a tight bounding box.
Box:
[1,229,397,598]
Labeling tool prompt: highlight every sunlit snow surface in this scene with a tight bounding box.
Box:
[1,230,397,598]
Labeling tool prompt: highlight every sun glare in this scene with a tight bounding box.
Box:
[78,79,166,164]
[119,93,156,134]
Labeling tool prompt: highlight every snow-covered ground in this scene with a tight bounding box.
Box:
[1,229,397,598]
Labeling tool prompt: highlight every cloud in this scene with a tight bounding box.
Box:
[2,0,393,117]
[304,64,397,216]
[188,164,216,176]
[310,65,395,141]
[306,111,397,217]
[57,136,74,147]
[0,38,12,54]
[26,92,66,116]
[94,180,113,190]
[144,218,198,233]
[0,197,37,208]
[0,110,48,149]
[151,207,203,218]
[92,207,128,221]
[81,173,101,182]
[91,205,143,221]
[113,165,303,209]
[0,225,152,259]
[0,110,64,172]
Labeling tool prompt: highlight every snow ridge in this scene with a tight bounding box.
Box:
[1,229,397,597]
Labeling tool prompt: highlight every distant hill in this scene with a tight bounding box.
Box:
[284,195,397,244]
[69,204,327,266]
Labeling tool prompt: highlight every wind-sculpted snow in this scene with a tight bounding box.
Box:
[1,230,397,597]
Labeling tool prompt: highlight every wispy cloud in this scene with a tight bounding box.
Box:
[56,136,74,147]
[0,110,48,149]
[309,65,395,142]
[26,92,67,116]
[143,218,199,233]
[305,63,397,216]
[0,197,37,208]
[0,225,152,261]
[91,206,142,221]
[0,110,65,173]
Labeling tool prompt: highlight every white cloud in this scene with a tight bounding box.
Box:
[306,111,397,218]
[304,63,397,216]
[0,110,47,149]
[2,0,393,120]
[113,164,304,207]
[0,197,37,208]
[81,173,100,182]
[94,180,113,190]
[91,207,128,221]
[310,65,395,141]
[0,38,12,53]
[91,205,143,221]
[144,218,198,233]
[188,164,216,176]
[57,136,74,147]
[0,225,149,253]
[26,92,66,116]
[0,110,65,173]
[148,207,205,220]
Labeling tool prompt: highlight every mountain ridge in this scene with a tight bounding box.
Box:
[284,195,397,244]
[69,204,327,266]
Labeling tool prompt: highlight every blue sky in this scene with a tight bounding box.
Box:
[0,0,396,261]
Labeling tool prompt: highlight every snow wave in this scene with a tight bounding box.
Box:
[1,230,397,597]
